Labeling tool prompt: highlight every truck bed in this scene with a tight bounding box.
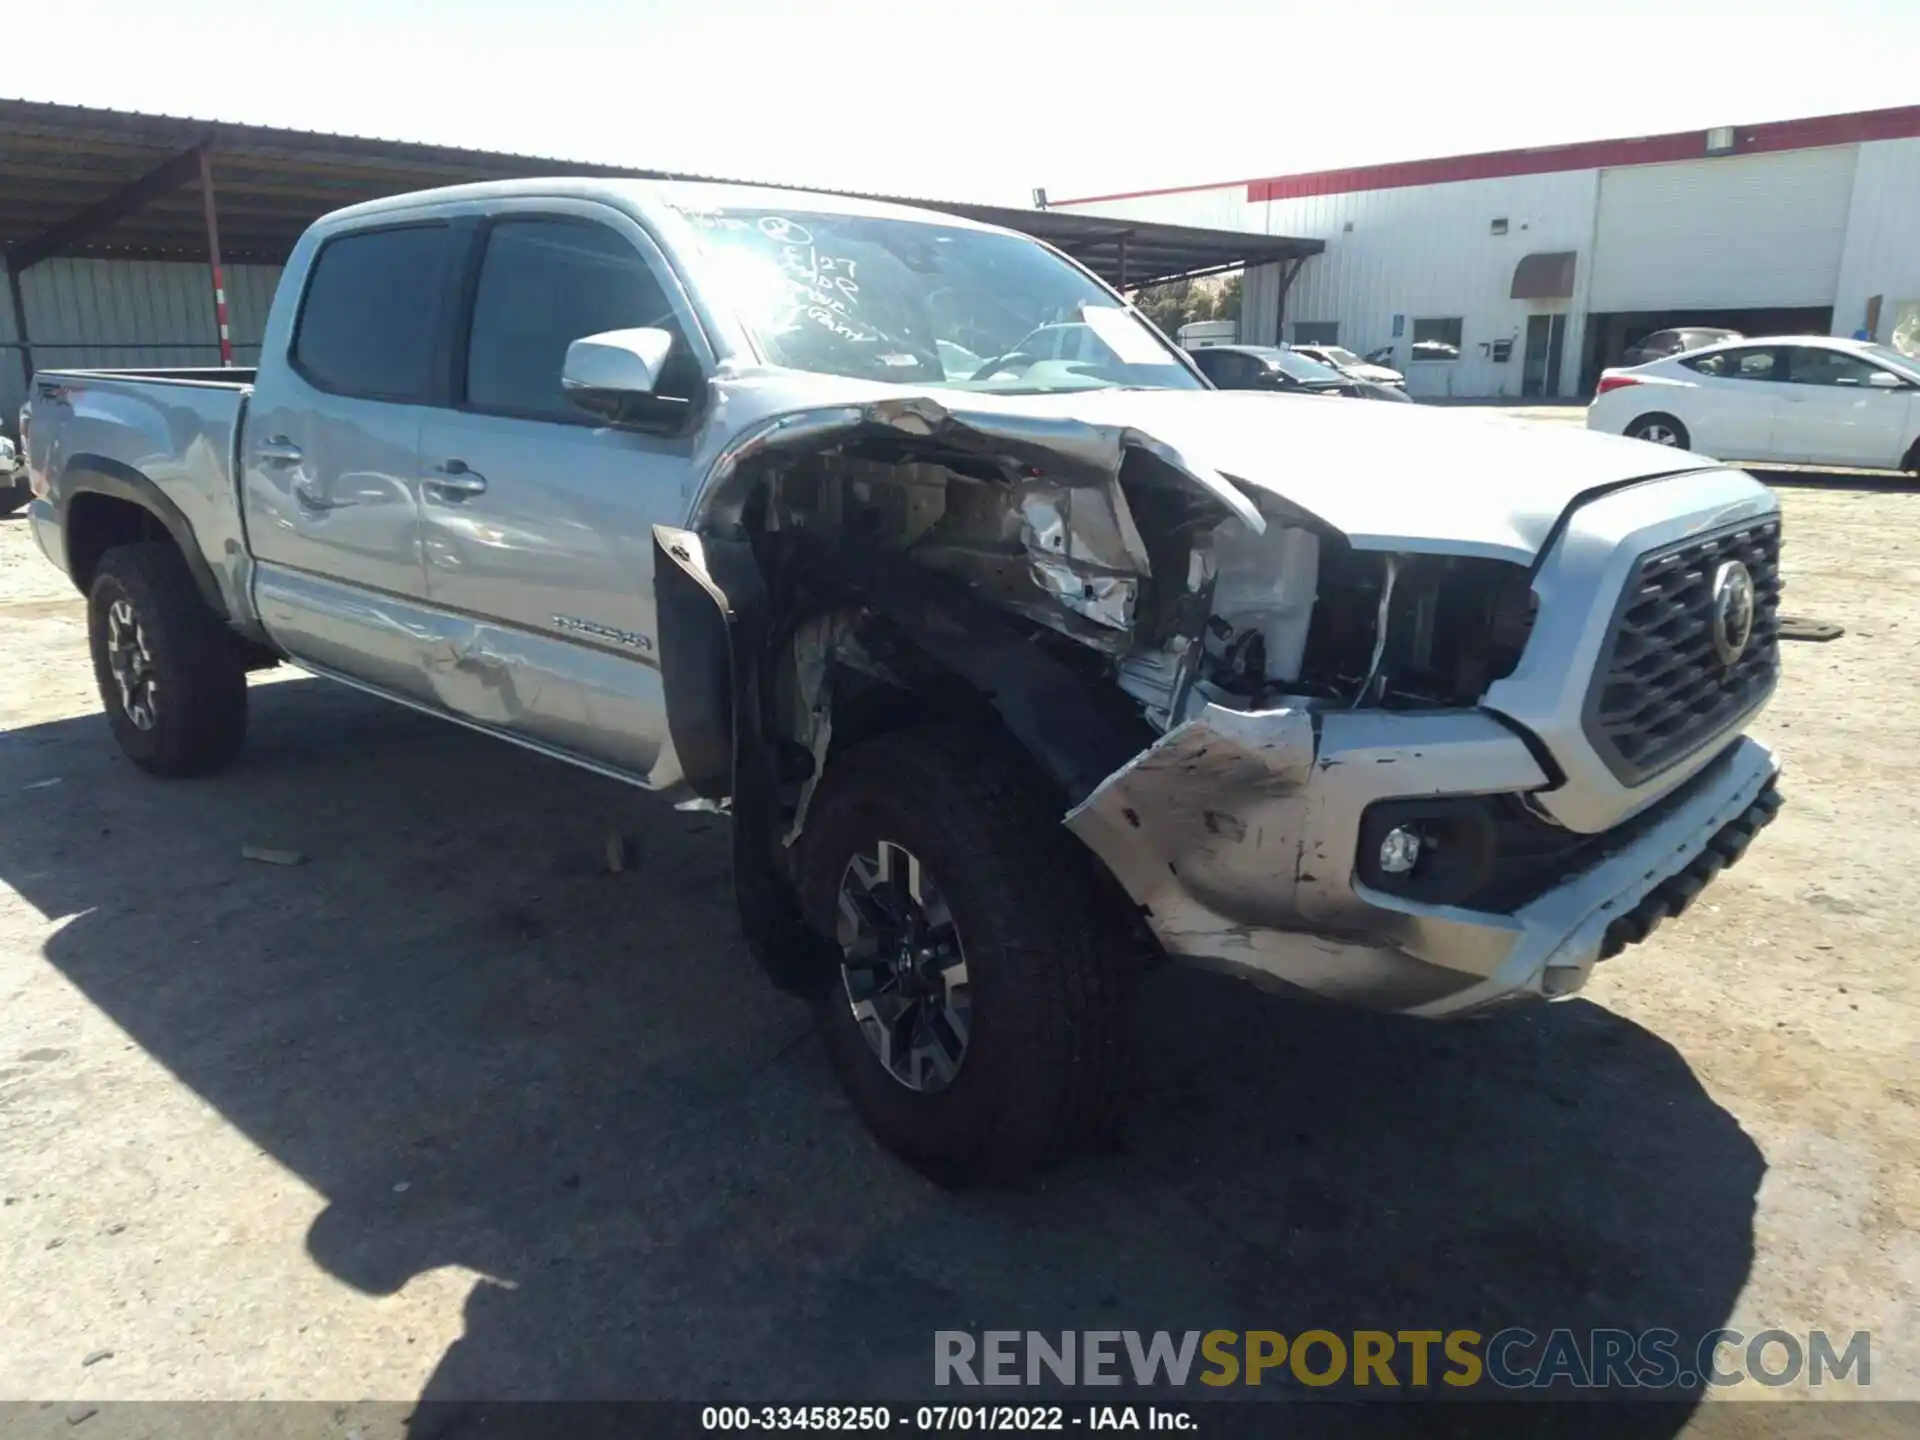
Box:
[27,365,257,627]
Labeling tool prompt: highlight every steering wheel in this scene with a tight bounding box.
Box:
[970,351,1039,382]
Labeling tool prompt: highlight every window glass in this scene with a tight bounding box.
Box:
[293,225,460,401]
[1292,322,1340,345]
[466,219,692,419]
[1212,352,1258,387]
[1785,347,1884,387]
[1685,348,1779,380]
[1410,318,1463,360]
[676,205,1199,394]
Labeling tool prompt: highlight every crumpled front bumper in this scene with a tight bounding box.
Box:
[1064,703,1780,1017]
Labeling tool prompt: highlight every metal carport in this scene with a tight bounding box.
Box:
[0,98,1321,421]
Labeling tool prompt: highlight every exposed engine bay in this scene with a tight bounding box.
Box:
[725,425,1541,799]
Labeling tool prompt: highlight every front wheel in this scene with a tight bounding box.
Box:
[87,542,249,776]
[795,726,1132,1186]
[1626,413,1690,449]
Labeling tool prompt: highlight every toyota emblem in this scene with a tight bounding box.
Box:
[1711,560,1756,666]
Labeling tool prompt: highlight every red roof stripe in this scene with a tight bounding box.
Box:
[1051,104,1920,209]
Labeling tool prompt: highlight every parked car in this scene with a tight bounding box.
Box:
[21,179,1784,1183]
[1622,326,1743,368]
[1288,342,1406,389]
[1588,335,1920,471]
[1192,344,1411,402]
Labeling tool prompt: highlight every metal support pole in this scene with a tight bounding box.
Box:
[1117,237,1130,292]
[5,260,31,401]
[1274,257,1305,345]
[197,150,233,367]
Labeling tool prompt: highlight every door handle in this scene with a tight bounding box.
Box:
[254,436,304,465]
[423,458,488,500]
[291,481,340,514]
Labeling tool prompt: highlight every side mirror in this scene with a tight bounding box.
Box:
[1865,370,1906,389]
[563,327,675,400]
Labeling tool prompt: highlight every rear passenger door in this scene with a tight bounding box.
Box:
[414,206,709,782]
[1678,346,1790,460]
[243,221,466,700]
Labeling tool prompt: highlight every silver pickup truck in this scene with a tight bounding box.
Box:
[20,178,1783,1183]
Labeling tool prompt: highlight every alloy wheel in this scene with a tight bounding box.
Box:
[105,597,160,730]
[835,839,971,1093]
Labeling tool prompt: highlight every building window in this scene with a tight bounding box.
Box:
[1292,322,1340,345]
[1410,317,1463,361]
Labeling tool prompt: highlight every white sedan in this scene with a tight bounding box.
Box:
[1587,335,1920,471]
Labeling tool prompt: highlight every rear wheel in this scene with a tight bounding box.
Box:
[0,477,28,517]
[87,542,248,776]
[1626,414,1690,449]
[795,726,1131,1186]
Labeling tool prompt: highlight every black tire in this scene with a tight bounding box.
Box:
[1625,413,1690,449]
[87,542,248,776]
[0,478,28,517]
[1902,437,1920,475]
[795,725,1133,1187]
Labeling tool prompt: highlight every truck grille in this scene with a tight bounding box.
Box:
[1583,517,1781,786]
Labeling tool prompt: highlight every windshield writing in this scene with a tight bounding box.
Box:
[676,207,1202,395]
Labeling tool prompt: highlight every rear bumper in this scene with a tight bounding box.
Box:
[1066,703,1779,1017]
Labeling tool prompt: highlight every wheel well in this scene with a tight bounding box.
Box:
[66,492,173,593]
[1903,436,1920,473]
[823,675,937,763]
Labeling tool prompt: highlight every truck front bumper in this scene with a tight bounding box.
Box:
[1065,704,1780,1017]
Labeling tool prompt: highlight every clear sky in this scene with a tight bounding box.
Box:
[16,0,1919,206]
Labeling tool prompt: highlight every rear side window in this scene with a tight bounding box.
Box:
[1683,347,1779,380]
[1206,352,1258,388]
[293,225,460,402]
[464,219,692,421]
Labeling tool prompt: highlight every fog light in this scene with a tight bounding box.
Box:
[1378,826,1423,875]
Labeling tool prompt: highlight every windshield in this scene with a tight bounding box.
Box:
[1318,346,1365,367]
[675,206,1202,394]
[1861,342,1920,376]
[1254,348,1344,383]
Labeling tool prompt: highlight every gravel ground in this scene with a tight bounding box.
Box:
[0,476,1914,1431]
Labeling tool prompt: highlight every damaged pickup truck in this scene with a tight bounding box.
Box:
[20,180,1783,1183]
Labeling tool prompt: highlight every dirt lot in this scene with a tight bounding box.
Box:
[1,473,1915,1428]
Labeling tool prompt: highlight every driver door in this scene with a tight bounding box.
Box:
[415,206,709,782]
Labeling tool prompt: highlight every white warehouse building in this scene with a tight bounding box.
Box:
[1054,104,1920,400]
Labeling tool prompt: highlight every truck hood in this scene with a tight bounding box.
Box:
[1003,387,1723,563]
[699,373,1727,566]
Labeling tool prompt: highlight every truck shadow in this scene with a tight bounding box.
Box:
[0,678,1760,1430]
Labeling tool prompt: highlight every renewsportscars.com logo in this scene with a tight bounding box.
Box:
[934,1329,1872,1391]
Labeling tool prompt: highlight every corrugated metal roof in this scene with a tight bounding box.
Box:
[0,97,1319,286]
